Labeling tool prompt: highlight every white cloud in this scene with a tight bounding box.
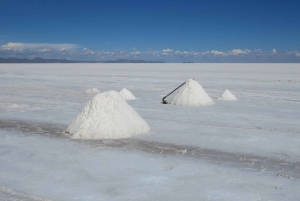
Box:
[174,51,189,55]
[1,42,78,51]
[190,51,200,56]
[229,49,251,55]
[82,48,95,55]
[210,50,225,55]
[1,42,300,62]
[162,48,174,53]
[203,50,226,55]
[254,49,263,53]
[130,51,141,55]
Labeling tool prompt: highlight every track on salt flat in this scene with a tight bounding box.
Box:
[0,119,299,180]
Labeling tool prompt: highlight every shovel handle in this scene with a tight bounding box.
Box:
[162,81,186,104]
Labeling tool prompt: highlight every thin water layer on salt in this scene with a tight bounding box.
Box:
[0,119,299,179]
[1,130,299,201]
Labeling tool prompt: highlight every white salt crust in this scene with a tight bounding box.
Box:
[84,88,100,94]
[168,79,215,106]
[66,90,150,139]
[217,89,238,101]
[119,88,136,100]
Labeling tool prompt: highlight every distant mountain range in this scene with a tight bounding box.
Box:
[0,57,164,63]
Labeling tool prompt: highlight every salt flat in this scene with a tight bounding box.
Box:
[0,63,299,200]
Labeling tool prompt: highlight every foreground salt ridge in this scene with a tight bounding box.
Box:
[84,88,100,94]
[119,88,136,100]
[168,79,215,106]
[65,90,149,139]
[217,89,238,101]
[0,186,52,201]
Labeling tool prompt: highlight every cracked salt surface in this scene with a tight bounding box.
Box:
[0,63,300,200]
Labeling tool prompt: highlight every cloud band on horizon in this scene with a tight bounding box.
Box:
[1,42,300,63]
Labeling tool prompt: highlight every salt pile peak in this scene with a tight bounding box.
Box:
[84,88,100,94]
[168,79,215,106]
[119,88,136,100]
[217,89,238,101]
[66,90,149,139]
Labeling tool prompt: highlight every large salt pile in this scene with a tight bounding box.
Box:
[217,89,238,101]
[66,90,149,139]
[167,79,215,106]
[119,88,136,100]
[84,88,100,94]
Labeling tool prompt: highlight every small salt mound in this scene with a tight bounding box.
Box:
[217,89,238,101]
[66,90,149,139]
[168,79,215,106]
[84,88,100,94]
[119,88,136,100]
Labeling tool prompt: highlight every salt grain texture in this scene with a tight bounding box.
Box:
[84,88,100,94]
[168,79,215,106]
[66,90,150,139]
[119,88,136,100]
[217,89,238,101]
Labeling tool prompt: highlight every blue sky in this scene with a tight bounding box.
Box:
[1,0,300,62]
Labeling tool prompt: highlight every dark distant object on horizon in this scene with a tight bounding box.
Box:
[0,57,164,63]
[0,57,81,63]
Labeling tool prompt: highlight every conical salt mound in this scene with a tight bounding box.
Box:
[119,88,136,100]
[84,88,100,94]
[217,89,238,101]
[66,90,150,139]
[168,79,215,106]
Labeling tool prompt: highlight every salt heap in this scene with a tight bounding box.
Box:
[84,88,100,94]
[119,88,136,100]
[66,90,149,139]
[217,89,238,101]
[167,79,215,106]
